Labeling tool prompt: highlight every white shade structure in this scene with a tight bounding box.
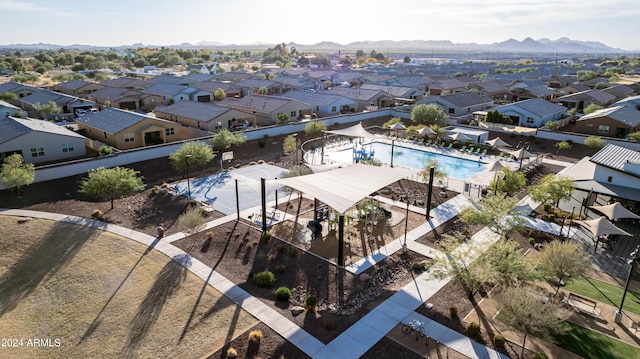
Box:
[575,217,632,237]
[486,137,511,147]
[418,126,436,136]
[589,202,640,221]
[390,122,407,131]
[504,147,535,160]
[448,132,473,142]
[484,160,506,173]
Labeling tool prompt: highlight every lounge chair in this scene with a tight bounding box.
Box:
[474,147,482,154]
[460,145,467,152]
[446,143,453,149]
[467,146,475,153]
[480,148,487,156]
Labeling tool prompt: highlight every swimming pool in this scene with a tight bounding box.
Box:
[328,142,487,180]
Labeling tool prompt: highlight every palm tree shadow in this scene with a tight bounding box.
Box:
[124,253,190,357]
[0,220,99,319]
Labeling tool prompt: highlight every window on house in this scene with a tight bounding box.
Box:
[598,125,610,134]
[526,117,535,124]
[165,128,175,136]
[124,133,134,142]
[607,176,613,182]
[215,122,223,129]
[104,131,107,139]
[331,106,337,112]
[448,108,455,114]
[62,143,74,152]
[290,111,297,118]
[30,147,45,157]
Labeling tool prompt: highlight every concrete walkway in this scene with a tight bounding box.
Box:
[0,191,551,359]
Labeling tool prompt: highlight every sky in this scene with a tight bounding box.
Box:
[0,0,638,50]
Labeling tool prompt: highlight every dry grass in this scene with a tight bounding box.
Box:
[0,216,258,358]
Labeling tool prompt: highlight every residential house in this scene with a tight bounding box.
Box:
[237,79,280,96]
[555,82,590,97]
[54,79,105,97]
[75,108,182,150]
[143,83,212,104]
[0,116,86,163]
[271,76,314,93]
[316,87,393,111]
[602,85,635,102]
[492,98,568,127]
[0,81,39,100]
[88,87,143,110]
[191,81,242,99]
[359,84,424,102]
[574,106,640,137]
[279,90,357,117]
[616,95,640,111]
[154,100,255,131]
[426,77,469,95]
[0,100,26,118]
[186,64,218,75]
[557,89,617,112]
[219,94,312,125]
[101,77,153,90]
[19,90,95,119]
[470,81,514,104]
[417,92,494,117]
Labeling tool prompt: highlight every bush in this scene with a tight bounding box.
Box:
[543,203,553,213]
[493,333,506,348]
[305,295,318,312]
[276,243,286,253]
[529,237,536,245]
[91,209,103,219]
[253,270,277,288]
[466,321,480,337]
[276,264,286,273]
[261,231,271,242]
[548,214,556,220]
[248,330,263,343]
[275,286,291,301]
[226,347,238,358]
[151,186,159,195]
[99,146,113,156]
[258,141,266,148]
[449,306,459,319]
[412,260,431,272]
[287,246,298,257]
[267,253,277,262]
[206,231,214,239]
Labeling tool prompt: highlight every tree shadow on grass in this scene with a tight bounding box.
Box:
[124,253,190,357]
[0,220,99,318]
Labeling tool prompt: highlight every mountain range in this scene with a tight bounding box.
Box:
[1,37,630,53]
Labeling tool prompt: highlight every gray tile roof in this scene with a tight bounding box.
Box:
[577,106,640,127]
[90,86,142,101]
[279,90,348,107]
[0,116,84,144]
[500,98,567,117]
[155,101,231,122]
[75,107,149,134]
[0,81,33,93]
[359,84,415,98]
[237,79,276,89]
[20,90,68,106]
[436,92,493,107]
[0,116,29,143]
[56,79,92,91]
[317,87,383,101]
[144,83,190,97]
[219,94,293,113]
[590,143,640,172]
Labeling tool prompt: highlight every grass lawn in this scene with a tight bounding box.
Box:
[555,322,640,359]
[563,275,640,316]
[0,216,258,359]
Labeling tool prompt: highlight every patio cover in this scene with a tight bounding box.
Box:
[275,164,418,214]
[589,202,640,221]
[448,132,473,142]
[503,147,535,160]
[418,126,436,136]
[390,122,407,131]
[325,122,378,138]
[575,216,633,237]
[484,160,506,172]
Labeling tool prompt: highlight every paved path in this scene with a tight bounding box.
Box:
[4,189,562,359]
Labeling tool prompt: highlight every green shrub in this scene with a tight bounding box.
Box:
[305,295,318,312]
[450,306,459,319]
[287,246,298,257]
[261,231,271,242]
[548,214,556,220]
[253,270,277,288]
[275,286,291,301]
[248,330,263,343]
[543,203,552,213]
[493,333,506,348]
[276,243,286,253]
[466,321,480,337]
[529,237,536,245]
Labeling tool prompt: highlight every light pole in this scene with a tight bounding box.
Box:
[185,154,192,200]
[615,244,640,323]
[321,130,325,165]
[292,133,299,164]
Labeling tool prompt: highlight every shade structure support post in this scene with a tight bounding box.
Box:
[261,178,267,233]
[390,139,395,168]
[235,179,240,221]
[426,166,435,219]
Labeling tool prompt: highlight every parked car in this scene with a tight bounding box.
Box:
[74,108,87,117]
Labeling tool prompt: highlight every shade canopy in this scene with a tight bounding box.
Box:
[325,122,377,139]
[484,160,506,172]
[589,202,640,221]
[504,147,535,160]
[486,137,511,147]
[276,164,417,214]
[418,126,436,136]
[575,216,633,237]
[390,122,407,131]
[448,132,473,142]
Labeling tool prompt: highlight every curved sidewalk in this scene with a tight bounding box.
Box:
[0,207,508,359]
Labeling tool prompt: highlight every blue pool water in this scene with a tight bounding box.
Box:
[351,142,486,179]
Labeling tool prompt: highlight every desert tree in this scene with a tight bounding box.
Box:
[177,207,207,235]
[488,167,526,196]
[429,234,487,299]
[169,141,215,175]
[0,154,35,197]
[304,121,326,139]
[536,240,589,296]
[276,113,291,124]
[584,136,605,152]
[410,104,446,126]
[0,91,18,101]
[458,193,525,240]
[79,166,145,209]
[211,129,246,152]
[33,101,61,120]
[481,239,535,287]
[495,285,570,359]
[282,134,297,155]
[529,174,575,208]
[583,103,603,114]
[213,88,226,101]
[555,140,572,154]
